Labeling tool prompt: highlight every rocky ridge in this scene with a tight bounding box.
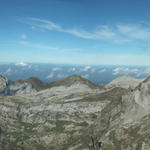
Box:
[0,75,150,150]
[105,76,143,89]
[0,75,8,93]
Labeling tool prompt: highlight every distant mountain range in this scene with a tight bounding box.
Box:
[0,63,150,84]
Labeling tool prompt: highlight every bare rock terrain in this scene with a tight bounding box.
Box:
[0,75,150,150]
[105,76,143,89]
[0,75,8,93]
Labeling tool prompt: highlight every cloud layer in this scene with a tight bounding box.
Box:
[22,17,150,42]
[113,67,150,77]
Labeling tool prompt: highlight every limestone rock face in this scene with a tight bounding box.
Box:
[134,77,150,111]
[105,76,142,89]
[9,82,36,95]
[97,76,150,150]
[0,74,150,150]
[0,75,8,93]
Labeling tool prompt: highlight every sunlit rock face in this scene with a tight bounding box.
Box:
[134,77,150,111]
[105,76,142,89]
[9,82,36,96]
[0,75,8,93]
[0,75,150,150]
[97,76,150,150]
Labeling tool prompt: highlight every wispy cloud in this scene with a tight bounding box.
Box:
[19,41,59,50]
[112,67,150,77]
[99,69,106,73]
[82,74,89,79]
[27,17,62,31]
[21,34,27,39]
[81,66,91,71]
[68,67,76,72]
[117,24,150,39]
[65,25,117,40]
[137,68,150,77]
[52,67,61,72]
[19,40,82,51]
[20,18,120,41]
[113,67,139,75]
[47,72,55,79]
[15,62,28,67]
[21,17,150,42]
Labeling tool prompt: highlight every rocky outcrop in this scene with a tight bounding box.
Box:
[47,75,99,89]
[105,76,142,89]
[7,75,102,97]
[0,74,150,150]
[134,77,150,111]
[94,76,150,150]
[9,82,36,95]
[0,75,8,94]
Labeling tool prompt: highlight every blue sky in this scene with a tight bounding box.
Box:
[1,0,150,65]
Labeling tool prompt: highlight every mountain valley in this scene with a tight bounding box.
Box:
[0,75,150,150]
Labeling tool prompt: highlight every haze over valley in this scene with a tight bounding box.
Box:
[0,63,149,84]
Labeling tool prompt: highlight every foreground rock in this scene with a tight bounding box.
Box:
[0,75,8,94]
[0,75,149,150]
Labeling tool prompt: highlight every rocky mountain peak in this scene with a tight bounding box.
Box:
[142,75,150,83]
[105,75,142,89]
[15,77,44,91]
[5,75,100,97]
[133,75,150,111]
[52,75,97,88]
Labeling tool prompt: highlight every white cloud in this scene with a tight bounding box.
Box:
[27,17,62,31]
[19,40,82,51]
[143,68,150,74]
[113,67,150,77]
[21,18,119,41]
[135,68,150,77]
[19,41,59,50]
[82,74,89,79]
[81,66,91,72]
[99,69,106,73]
[47,68,62,79]
[113,67,139,75]
[52,67,61,72]
[113,68,135,75]
[68,67,76,72]
[117,24,150,39]
[47,72,54,79]
[15,62,28,67]
[22,17,150,42]
[94,25,116,39]
[21,34,27,39]
[65,25,116,40]
[91,68,95,73]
